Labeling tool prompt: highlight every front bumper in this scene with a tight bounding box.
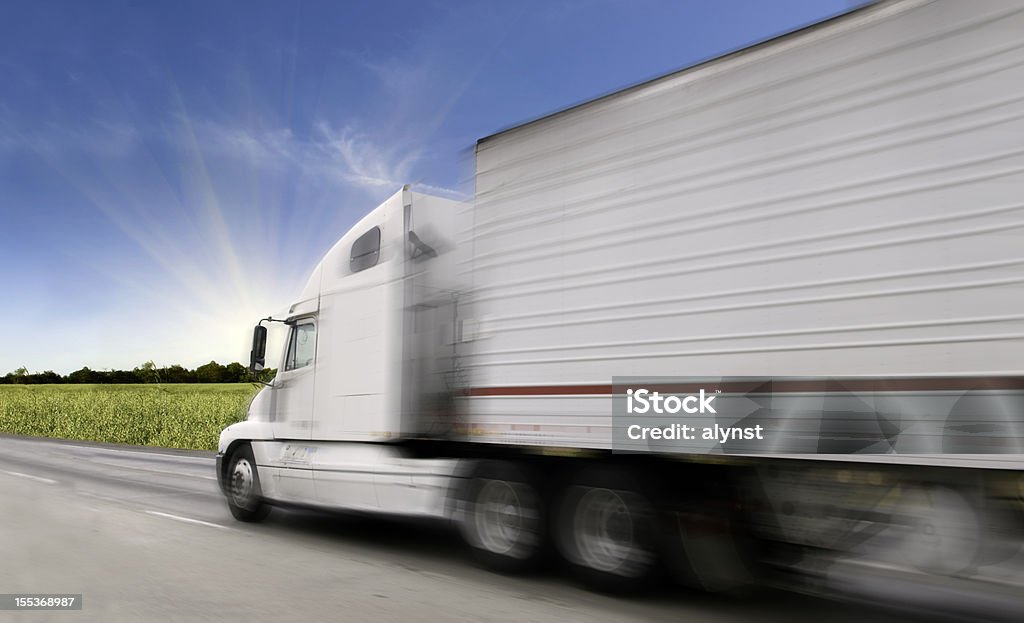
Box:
[215,452,227,495]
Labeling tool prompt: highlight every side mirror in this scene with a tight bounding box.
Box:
[249,325,268,373]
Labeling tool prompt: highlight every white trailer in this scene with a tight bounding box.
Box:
[218,0,1024,606]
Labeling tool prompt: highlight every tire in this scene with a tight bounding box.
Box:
[555,466,660,592]
[225,444,271,522]
[858,483,981,576]
[459,461,546,573]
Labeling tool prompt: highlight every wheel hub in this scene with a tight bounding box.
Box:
[574,487,641,573]
[477,480,521,553]
[230,457,255,508]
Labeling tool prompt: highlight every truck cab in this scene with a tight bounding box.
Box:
[217,186,465,518]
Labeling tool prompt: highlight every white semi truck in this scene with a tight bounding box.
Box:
[218,0,1024,606]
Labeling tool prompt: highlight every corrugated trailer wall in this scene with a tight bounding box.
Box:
[456,0,1024,450]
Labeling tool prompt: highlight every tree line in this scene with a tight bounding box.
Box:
[1,361,277,385]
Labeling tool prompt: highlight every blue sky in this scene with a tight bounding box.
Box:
[0,0,863,374]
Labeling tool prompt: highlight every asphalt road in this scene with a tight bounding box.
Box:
[0,435,951,622]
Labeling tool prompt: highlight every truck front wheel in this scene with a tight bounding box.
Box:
[225,444,271,522]
[460,461,546,573]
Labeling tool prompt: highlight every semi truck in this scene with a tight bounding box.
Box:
[217,0,1024,609]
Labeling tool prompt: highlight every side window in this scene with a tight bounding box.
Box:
[284,321,316,371]
[350,226,381,273]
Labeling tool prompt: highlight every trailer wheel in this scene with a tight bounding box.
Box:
[556,467,659,592]
[226,444,270,522]
[868,483,981,576]
[460,461,546,573]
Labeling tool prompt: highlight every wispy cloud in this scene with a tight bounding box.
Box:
[179,117,467,197]
[313,123,423,190]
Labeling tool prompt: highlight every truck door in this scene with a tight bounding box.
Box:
[272,318,317,440]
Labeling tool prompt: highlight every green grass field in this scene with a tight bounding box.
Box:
[0,384,260,450]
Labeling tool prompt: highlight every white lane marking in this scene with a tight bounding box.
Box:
[144,510,229,530]
[2,470,57,484]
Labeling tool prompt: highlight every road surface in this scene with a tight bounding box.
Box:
[0,435,953,622]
